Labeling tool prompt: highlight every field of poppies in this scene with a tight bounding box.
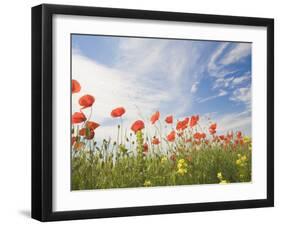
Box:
[71,79,252,190]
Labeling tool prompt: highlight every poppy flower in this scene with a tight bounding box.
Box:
[193,132,202,140]
[227,131,233,139]
[79,128,86,136]
[209,123,217,135]
[201,133,206,139]
[165,115,173,124]
[86,121,100,130]
[176,118,189,130]
[190,115,199,127]
[79,95,95,109]
[71,136,76,145]
[131,120,145,133]
[152,137,160,145]
[219,135,225,141]
[167,131,176,142]
[183,117,189,125]
[72,112,86,124]
[143,143,148,153]
[111,107,126,117]
[237,131,242,139]
[85,130,95,140]
[150,111,160,124]
[72,79,81,93]
[79,128,95,140]
[209,123,217,131]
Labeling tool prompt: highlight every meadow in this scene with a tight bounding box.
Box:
[71,79,252,190]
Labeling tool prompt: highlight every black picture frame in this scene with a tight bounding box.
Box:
[32,3,274,222]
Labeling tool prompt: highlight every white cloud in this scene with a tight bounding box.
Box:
[208,43,229,72]
[191,82,199,93]
[215,111,251,135]
[213,76,234,89]
[197,89,227,103]
[231,72,251,86]
[220,43,251,65]
[230,87,251,104]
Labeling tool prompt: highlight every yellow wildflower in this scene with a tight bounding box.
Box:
[217,172,223,180]
[144,180,152,187]
[219,180,228,184]
[241,155,247,161]
[243,136,251,144]
[236,159,242,165]
[161,156,168,164]
[177,168,187,176]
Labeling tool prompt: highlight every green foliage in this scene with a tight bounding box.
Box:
[71,143,252,190]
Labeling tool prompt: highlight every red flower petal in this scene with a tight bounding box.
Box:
[131,120,145,133]
[150,111,160,124]
[72,80,81,93]
[111,107,126,117]
[167,130,176,142]
[72,112,86,124]
[86,121,100,130]
[79,95,95,109]
[165,115,173,124]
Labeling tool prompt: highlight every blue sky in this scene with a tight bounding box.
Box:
[72,34,252,141]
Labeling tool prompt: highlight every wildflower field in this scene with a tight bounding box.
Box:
[71,79,252,190]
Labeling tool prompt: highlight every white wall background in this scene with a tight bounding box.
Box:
[0,0,279,225]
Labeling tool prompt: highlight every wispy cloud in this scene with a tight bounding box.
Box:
[230,86,251,105]
[220,43,251,65]
[231,71,251,87]
[197,89,227,103]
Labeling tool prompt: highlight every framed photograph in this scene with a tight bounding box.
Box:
[32,4,274,221]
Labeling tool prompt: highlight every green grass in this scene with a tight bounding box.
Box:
[71,139,251,190]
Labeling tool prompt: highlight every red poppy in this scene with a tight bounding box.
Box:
[167,131,176,142]
[131,120,145,133]
[227,131,233,139]
[209,123,217,130]
[111,107,126,117]
[176,118,189,130]
[209,128,216,135]
[201,133,206,139]
[150,111,160,124]
[79,95,95,109]
[219,135,225,141]
[165,115,173,124]
[79,128,85,136]
[72,112,86,124]
[190,115,199,127]
[209,123,217,135]
[85,130,95,140]
[152,137,160,145]
[71,136,76,145]
[236,131,242,139]
[143,143,148,154]
[183,117,189,125]
[86,121,100,130]
[79,128,95,140]
[72,79,81,93]
[193,132,202,140]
